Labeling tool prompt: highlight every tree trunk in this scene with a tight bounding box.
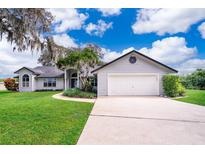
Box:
[79,76,90,92]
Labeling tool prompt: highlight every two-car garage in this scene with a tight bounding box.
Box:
[92,50,178,96]
[108,73,159,96]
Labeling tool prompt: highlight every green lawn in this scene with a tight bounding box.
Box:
[0,91,93,145]
[175,89,205,106]
[0,79,4,82]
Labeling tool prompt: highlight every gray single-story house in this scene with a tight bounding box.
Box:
[14,50,177,95]
[14,66,65,92]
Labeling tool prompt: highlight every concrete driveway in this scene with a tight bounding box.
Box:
[78,96,205,144]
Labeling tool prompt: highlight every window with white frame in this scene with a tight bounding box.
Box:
[22,74,29,87]
[90,76,97,87]
[43,78,56,87]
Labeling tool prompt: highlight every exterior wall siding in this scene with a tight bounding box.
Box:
[96,52,173,96]
[17,68,64,91]
[18,68,35,92]
[35,78,64,90]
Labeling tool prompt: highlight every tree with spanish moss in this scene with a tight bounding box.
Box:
[0,8,53,51]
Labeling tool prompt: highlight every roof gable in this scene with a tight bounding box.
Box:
[92,50,178,73]
[14,66,64,78]
[14,67,37,74]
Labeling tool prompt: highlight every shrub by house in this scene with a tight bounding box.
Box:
[63,88,96,99]
[163,75,185,97]
[4,78,18,91]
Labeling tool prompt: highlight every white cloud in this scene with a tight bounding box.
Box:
[132,9,205,35]
[198,22,205,39]
[178,59,205,75]
[121,47,135,54]
[85,20,113,37]
[139,37,197,65]
[99,36,199,75]
[101,47,135,62]
[49,8,88,33]
[101,37,197,66]
[53,34,78,48]
[0,38,39,76]
[101,48,120,62]
[97,8,121,17]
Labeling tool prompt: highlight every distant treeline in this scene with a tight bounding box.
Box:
[180,69,205,90]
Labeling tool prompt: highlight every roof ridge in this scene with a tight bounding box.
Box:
[92,50,178,73]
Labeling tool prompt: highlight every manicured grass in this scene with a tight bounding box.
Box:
[0,79,4,82]
[63,88,96,99]
[174,90,205,106]
[0,91,93,145]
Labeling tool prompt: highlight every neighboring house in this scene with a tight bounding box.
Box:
[14,50,177,95]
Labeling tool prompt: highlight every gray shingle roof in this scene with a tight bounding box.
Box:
[15,66,64,78]
[33,66,64,78]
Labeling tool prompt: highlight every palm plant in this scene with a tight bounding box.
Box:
[57,48,100,91]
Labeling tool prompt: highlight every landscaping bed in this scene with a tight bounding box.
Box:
[63,88,97,99]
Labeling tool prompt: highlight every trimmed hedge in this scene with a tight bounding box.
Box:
[163,75,185,97]
[63,88,96,99]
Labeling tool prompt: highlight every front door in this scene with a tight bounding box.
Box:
[71,78,77,88]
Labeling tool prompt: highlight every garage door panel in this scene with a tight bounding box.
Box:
[108,74,159,96]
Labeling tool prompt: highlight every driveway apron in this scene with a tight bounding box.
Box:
[78,96,205,144]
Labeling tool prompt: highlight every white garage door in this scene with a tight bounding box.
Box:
[108,73,159,96]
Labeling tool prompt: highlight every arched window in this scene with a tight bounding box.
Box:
[22,74,29,87]
[71,73,77,78]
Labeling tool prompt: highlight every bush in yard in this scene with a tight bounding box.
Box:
[178,84,186,96]
[163,75,185,97]
[63,88,96,99]
[180,69,205,90]
[4,78,18,91]
[192,69,205,89]
[180,76,193,89]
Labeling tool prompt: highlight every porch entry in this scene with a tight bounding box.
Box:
[70,72,78,88]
